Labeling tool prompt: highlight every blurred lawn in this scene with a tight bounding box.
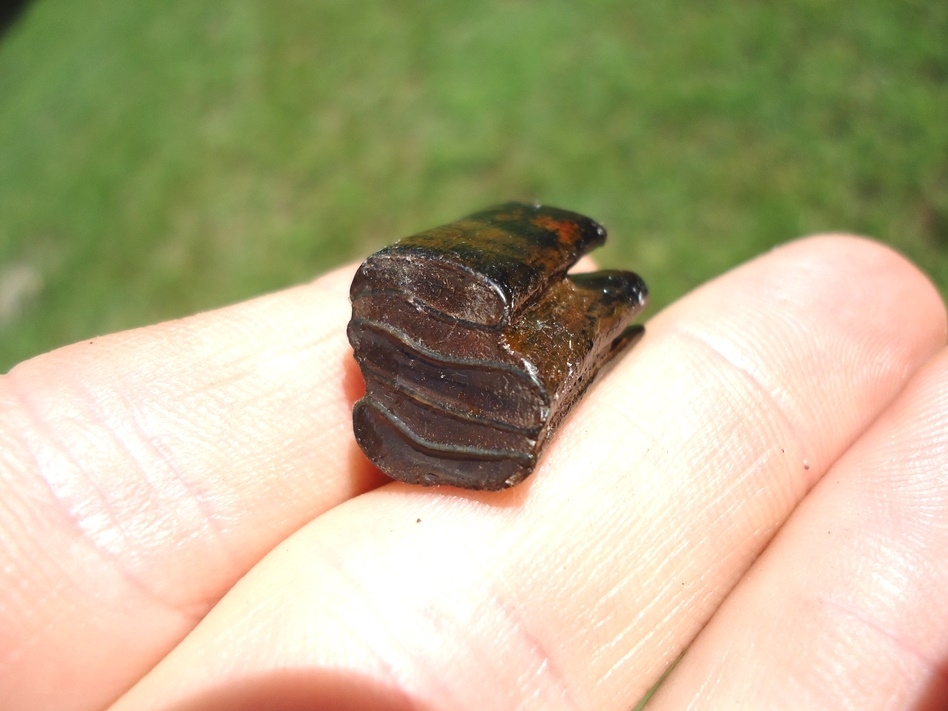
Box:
[1,0,946,372]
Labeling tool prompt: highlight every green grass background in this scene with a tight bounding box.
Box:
[1,0,946,372]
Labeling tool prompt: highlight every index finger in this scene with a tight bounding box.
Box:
[110,235,947,711]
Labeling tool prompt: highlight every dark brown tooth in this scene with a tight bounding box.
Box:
[347,202,648,491]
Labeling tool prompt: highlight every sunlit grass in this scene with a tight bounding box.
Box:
[1,0,945,371]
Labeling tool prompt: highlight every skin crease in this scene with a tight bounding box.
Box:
[0,236,944,711]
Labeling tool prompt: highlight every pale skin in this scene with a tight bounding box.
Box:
[1,235,946,711]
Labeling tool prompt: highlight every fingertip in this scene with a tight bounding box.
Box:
[772,233,947,339]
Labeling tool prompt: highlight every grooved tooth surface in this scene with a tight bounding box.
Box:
[347,202,648,490]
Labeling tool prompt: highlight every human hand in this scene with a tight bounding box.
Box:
[1,236,945,710]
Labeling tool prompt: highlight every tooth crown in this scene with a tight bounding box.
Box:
[347,202,648,490]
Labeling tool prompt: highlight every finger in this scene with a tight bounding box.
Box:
[647,346,948,709]
[0,264,383,711]
[110,236,946,711]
